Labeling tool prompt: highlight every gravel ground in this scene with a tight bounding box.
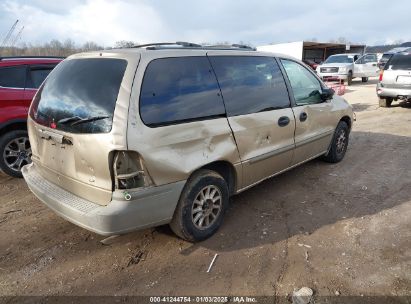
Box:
[0,77,410,301]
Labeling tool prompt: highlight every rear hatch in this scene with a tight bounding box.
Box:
[382,53,411,89]
[27,52,140,205]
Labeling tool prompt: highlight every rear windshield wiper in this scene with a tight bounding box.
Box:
[57,115,110,126]
[71,115,110,126]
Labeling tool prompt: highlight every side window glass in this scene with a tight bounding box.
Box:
[356,56,364,64]
[0,66,26,88]
[281,59,323,106]
[140,57,225,127]
[29,68,53,89]
[209,56,290,116]
[364,55,377,63]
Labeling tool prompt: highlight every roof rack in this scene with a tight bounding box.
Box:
[131,41,256,51]
[0,56,64,61]
[132,41,202,49]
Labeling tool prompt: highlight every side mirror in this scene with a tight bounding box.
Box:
[321,88,335,101]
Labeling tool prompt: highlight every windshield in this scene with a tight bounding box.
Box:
[324,55,354,64]
[29,58,127,134]
[385,53,411,70]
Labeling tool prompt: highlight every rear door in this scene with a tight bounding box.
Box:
[28,55,138,205]
[280,58,335,165]
[0,65,27,120]
[208,54,295,188]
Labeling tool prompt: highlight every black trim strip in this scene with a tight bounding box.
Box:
[248,143,295,164]
[295,130,334,148]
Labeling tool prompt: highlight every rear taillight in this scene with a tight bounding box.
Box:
[379,70,384,82]
[113,151,153,191]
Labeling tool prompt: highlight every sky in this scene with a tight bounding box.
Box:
[1,0,410,47]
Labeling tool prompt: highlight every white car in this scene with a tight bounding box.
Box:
[316,53,379,85]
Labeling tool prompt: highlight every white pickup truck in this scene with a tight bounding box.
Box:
[316,53,379,85]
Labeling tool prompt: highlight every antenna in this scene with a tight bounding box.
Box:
[10,26,24,47]
[1,19,19,47]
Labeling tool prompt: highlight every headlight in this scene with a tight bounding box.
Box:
[339,67,347,73]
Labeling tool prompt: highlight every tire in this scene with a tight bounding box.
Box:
[347,72,353,86]
[0,130,31,178]
[362,77,368,82]
[379,97,393,107]
[170,169,229,242]
[322,121,349,163]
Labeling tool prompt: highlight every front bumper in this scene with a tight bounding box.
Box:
[318,73,348,81]
[22,163,185,235]
[377,84,411,99]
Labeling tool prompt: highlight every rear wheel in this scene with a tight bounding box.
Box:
[0,130,31,178]
[362,77,368,82]
[322,121,349,163]
[379,97,393,107]
[170,169,229,242]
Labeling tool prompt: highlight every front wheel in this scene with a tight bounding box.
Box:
[322,121,349,163]
[0,130,32,178]
[170,169,229,242]
[362,77,368,82]
[347,72,353,86]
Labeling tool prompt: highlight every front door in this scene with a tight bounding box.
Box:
[208,54,295,189]
[280,58,335,165]
[354,54,379,77]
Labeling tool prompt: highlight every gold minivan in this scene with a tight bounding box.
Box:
[22,43,353,242]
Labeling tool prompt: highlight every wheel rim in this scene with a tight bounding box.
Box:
[3,136,32,172]
[336,130,347,154]
[191,185,222,230]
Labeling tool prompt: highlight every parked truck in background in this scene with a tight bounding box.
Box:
[316,53,379,85]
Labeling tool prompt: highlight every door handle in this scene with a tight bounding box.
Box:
[300,112,308,122]
[278,116,290,127]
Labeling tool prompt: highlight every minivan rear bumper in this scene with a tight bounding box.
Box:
[22,163,185,236]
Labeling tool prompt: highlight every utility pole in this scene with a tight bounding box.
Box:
[1,19,19,47]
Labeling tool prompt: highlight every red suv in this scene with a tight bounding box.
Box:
[0,56,63,177]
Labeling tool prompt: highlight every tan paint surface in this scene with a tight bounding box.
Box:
[292,95,353,165]
[228,109,295,187]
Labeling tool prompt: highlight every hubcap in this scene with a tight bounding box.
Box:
[336,130,347,154]
[191,185,222,230]
[3,136,32,172]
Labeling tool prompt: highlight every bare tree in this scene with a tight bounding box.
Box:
[115,40,136,48]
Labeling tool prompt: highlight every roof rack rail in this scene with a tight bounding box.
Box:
[131,41,202,49]
[130,42,256,51]
[0,56,65,61]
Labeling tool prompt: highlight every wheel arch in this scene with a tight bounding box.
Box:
[0,119,27,137]
[195,160,237,196]
[340,115,352,131]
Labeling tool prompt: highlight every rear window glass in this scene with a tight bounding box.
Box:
[0,66,26,88]
[28,67,54,89]
[140,57,225,127]
[385,54,411,70]
[30,58,127,133]
[209,56,290,116]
